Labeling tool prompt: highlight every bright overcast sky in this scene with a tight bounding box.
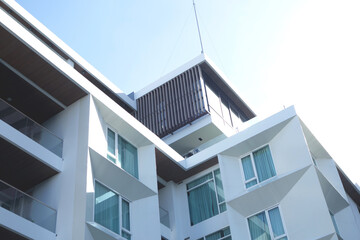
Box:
[17,0,360,184]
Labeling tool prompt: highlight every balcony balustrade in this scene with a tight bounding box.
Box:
[0,179,57,232]
[0,98,63,157]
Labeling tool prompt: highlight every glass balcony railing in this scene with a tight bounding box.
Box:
[159,207,170,229]
[0,179,57,232]
[0,98,63,157]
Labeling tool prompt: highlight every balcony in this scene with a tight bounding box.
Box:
[159,207,171,240]
[159,207,170,228]
[0,180,56,239]
[0,98,63,191]
[0,98,63,157]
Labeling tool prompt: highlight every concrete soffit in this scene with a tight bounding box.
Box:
[227,165,311,217]
[89,147,156,202]
[315,168,349,214]
[299,119,332,159]
[184,106,297,169]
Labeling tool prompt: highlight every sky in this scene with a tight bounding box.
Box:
[16,0,360,185]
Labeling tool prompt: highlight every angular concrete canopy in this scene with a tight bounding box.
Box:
[89,148,156,202]
[228,166,310,217]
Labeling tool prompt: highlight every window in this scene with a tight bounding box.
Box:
[247,206,287,240]
[94,181,131,239]
[197,226,232,240]
[187,169,226,225]
[107,128,138,178]
[241,145,276,188]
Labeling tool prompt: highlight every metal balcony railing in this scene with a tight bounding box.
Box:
[0,98,63,157]
[159,207,170,229]
[0,179,57,232]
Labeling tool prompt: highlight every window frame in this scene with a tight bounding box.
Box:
[246,205,288,240]
[106,126,138,179]
[93,179,131,239]
[240,144,276,189]
[186,167,226,225]
[197,226,232,240]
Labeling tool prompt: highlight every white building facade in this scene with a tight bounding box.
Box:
[0,1,359,240]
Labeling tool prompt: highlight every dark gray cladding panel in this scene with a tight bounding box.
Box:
[135,65,208,138]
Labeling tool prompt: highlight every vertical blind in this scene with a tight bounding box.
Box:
[135,66,207,138]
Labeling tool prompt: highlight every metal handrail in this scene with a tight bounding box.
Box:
[0,179,56,211]
[0,179,57,232]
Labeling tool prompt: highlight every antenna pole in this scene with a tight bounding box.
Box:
[193,0,204,54]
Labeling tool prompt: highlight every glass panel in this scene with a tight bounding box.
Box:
[214,169,225,203]
[122,231,131,240]
[206,84,222,116]
[159,207,170,228]
[0,99,63,157]
[241,155,255,181]
[94,182,119,234]
[205,226,231,240]
[107,128,116,156]
[0,180,57,232]
[248,211,271,240]
[221,99,232,126]
[187,172,213,190]
[122,199,130,231]
[246,179,258,188]
[277,237,288,240]
[219,202,227,213]
[268,207,285,237]
[121,138,139,179]
[230,107,240,128]
[253,146,276,182]
[187,181,219,225]
[107,154,116,163]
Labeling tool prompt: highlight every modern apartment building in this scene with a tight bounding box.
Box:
[0,1,359,240]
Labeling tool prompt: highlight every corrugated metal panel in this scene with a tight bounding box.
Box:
[135,66,207,138]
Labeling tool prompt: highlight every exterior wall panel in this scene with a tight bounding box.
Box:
[135,66,207,138]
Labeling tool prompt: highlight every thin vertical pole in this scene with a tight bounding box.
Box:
[193,0,204,54]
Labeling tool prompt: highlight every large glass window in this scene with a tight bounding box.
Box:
[187,169,226,225]
[107,128,138,179]
[248,207,287,240]
[197,226,232,240]
[241,145,276,188]
[94,181,131,238]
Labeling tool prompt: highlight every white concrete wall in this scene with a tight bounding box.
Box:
[84,96,161,240]
[316,158,348,201]
[335,194,360,239]
[32,95,91,240]
[158,164,230,240]
[269,117,313,176]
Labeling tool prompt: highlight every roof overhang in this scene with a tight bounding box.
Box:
[135,54,256,120]
[0,0,135,112]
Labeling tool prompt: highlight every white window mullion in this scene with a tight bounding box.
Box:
[186,178,214,192]
[212,171,221,214]
[265,210,275,240]
[250,154,259,184]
